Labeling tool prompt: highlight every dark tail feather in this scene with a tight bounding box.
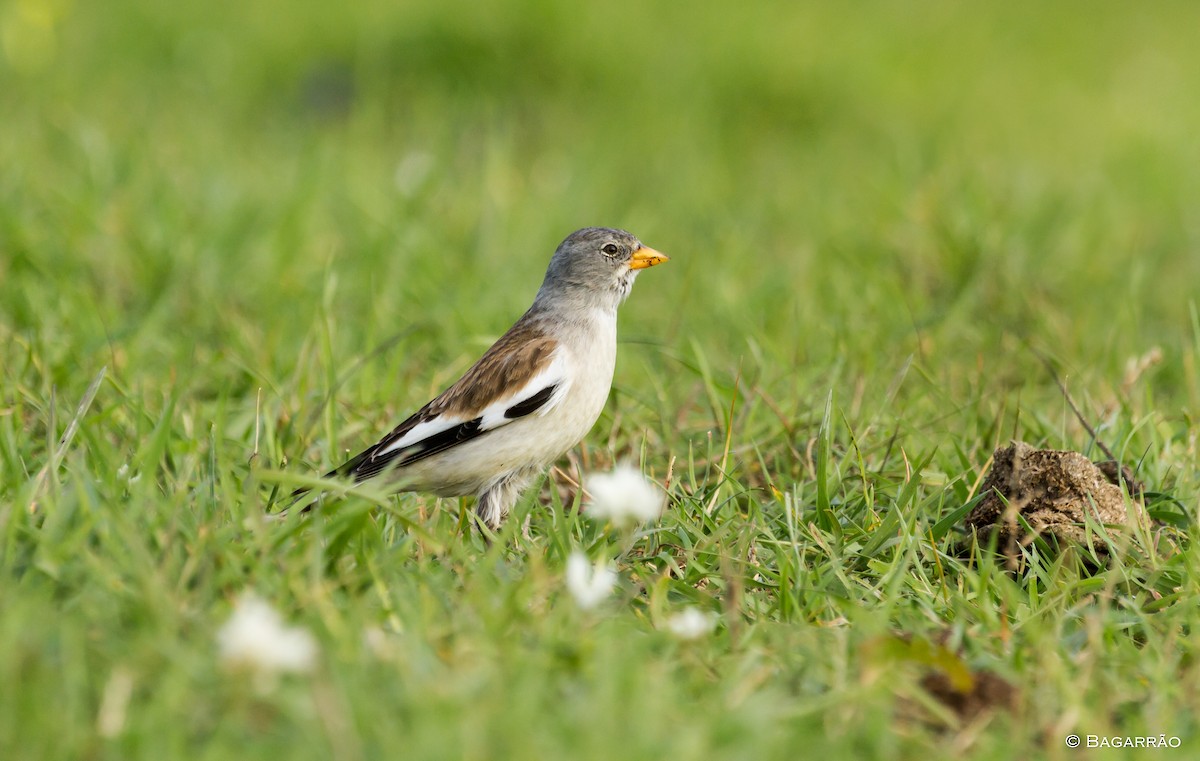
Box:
[282,448,372,514]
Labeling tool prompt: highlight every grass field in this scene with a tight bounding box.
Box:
[3,1,1200,758]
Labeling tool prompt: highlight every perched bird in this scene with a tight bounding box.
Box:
[296,227,668,530]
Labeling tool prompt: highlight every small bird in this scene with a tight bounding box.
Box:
[297,227,668,531]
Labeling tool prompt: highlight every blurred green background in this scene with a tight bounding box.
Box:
[3,1,1200,758]
[5,0,1199,398]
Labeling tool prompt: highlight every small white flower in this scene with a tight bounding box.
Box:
[565,551,617,610]
[116,463,141,485]
[585,464,664,525]
[664,608,718,640]
[217,593,317,677]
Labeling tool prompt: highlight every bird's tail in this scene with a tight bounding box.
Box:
[276,451,370,515]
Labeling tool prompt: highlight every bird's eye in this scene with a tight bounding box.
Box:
[601,243,621,257]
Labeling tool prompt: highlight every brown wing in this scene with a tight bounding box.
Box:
[330,313,562,482]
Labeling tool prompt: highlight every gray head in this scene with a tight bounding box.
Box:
[535,227,669,312]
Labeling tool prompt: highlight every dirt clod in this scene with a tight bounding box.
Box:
[965,441,1147,550]
[921,669,1019,723]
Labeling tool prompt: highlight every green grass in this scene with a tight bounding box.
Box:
[3,0,1200,758]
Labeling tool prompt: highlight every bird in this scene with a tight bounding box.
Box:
[293,227,669,531]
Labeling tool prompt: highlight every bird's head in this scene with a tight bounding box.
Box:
[538,227,669,310]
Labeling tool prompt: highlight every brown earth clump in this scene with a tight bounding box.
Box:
[964,441,1148,550]
[920,669,1020,724]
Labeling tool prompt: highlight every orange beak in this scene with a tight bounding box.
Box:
[629,246,669,270]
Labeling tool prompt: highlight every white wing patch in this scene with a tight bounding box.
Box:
[374,416,460,458]
[376,351,571,459]
[479,351,570,430]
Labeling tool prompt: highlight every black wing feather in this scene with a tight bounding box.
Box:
[348,380,559,481]
[288,379,560,510]
[349,416,484,481]
[503,383,558,419]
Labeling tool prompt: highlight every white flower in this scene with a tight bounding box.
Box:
[565,551,617,610]
[116,463,140,485]
[585,464,664,525]
[664,608,718,640]
[217,593,317,677]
